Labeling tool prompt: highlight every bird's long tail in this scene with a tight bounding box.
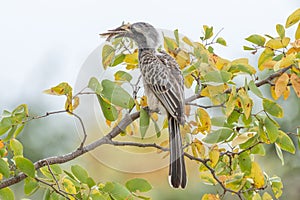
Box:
[168,115,187,188]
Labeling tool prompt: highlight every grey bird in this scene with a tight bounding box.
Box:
[101,22,187,188]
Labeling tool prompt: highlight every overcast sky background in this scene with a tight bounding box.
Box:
[0,0,299,110]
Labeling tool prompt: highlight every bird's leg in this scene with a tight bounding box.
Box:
[142,106,160,115]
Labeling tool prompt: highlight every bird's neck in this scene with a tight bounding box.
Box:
[139,48,155,53]
[138,48,156,59]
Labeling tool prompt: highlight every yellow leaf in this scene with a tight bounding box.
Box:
[185,105,191,117]
[296,23,300,39]
[250,162,265,188]
[270,86,279,100]
[209,146,219,167]
[72,96,80,111]
[285,8,300,28]
[182,36,194,46]
[151,113,158,121]
[140,96,148,107]
[275,73,289,97]
[134,99,140,111]
[273,53,296,71]
[262,192,273,200]
[126,64,138,70]
[291,73,300,97]
[124,50,138,64]
[283,86,290,100]
[184,74,194,88]
[214,56,230,70]
[237,88,253,119]
[106,119,112,127]
[290,39,300,48]
[191,143,198,158]
[199,172,217,185]
[225,86,237,117]
[125,124,133,135]
[202,194,220,200]
[181,124,191,135]
[102,44,115,69]
[201,85,229,105]
[231,58,248,64]
[158,140,169,154]
[258,48,275,70]
[62,178,76,199]
[43,82,72,96]
[265,37,290,50]
[175,50,190,69]
[0,140,4,149]
[232,133,254,147]
[195,108,211,133]
[194,138,206,159]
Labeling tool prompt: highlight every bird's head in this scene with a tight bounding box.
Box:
[101,22,160,49]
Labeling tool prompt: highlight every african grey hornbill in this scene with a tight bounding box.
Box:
[101,22,187,188]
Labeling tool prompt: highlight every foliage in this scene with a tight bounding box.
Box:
[0,8,300,200]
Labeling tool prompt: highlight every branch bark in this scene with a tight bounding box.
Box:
[0,112,140,189]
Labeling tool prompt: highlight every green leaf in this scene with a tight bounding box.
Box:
[276,24,285,39]
[125,178,152,193]
[203,25,213,40]
[203,70,232,83]
[245,34,266,46]
[216,37,227,46]
[238,152,252,176]
[243,46,256,51]
[49,164,62,175]
[97,95,118,121]
[86,177,96,188]
[88,77,103,95]
[111,53,126,67]
[229,64,256,75]
[71,165,89,184]
[101,79,135,109]
[15,156,35,178]
[0,118,11,136]
[102,44,115,69]
[263,98,283,118]
[13,124,25,138]
[164,36,177,51]
[248,80,263,98]
[276,130,295,154]
[140,108,150,138]
[114,70,133,82]
[0,158,10,178]
[43,189,50,200]
[151,118,161,138]
[202,128,233,143]
[103,182,133,200]
[174,29,180,45]
[275,143,284,165]
[250,144,266,156]
[264,117,279,143]
[24,177,39,195]
[270,177,283,199]
[0,187,14,200]
[10,138,23,156]
[211,116,228,127]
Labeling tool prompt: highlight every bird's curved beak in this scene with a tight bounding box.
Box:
[100,23,132,41]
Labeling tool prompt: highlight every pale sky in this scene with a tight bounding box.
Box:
[0,0,298,110]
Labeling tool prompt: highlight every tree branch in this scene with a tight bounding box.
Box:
[0,112,140,189]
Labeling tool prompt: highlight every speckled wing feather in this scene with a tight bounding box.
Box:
[139,50,185,125]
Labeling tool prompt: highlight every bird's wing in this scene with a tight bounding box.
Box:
[140,50,185,124]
